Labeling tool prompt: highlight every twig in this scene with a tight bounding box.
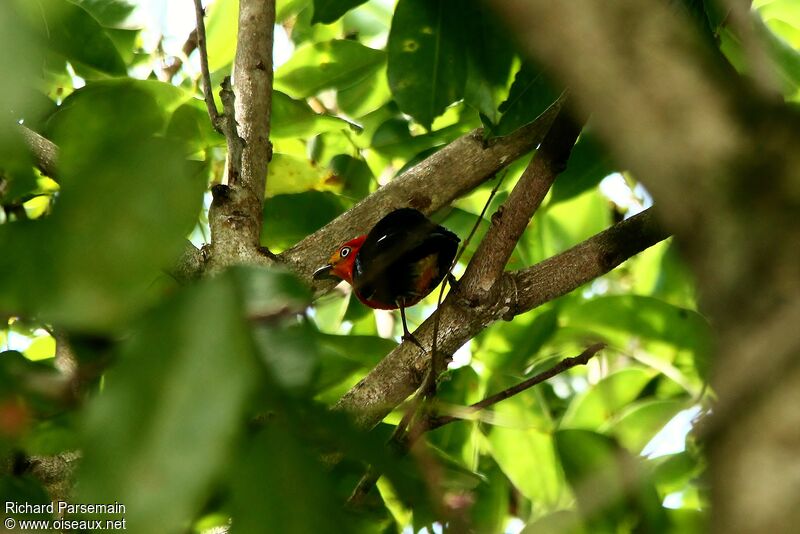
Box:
[459,105,583,303]
[17,125,59,179]
[219,77,244,185]
[192,0,222,132]
[334,208,669,429]
[163,29,198,81]
[346,343,605,506]
[425,343,605,431]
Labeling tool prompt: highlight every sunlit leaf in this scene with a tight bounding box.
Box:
[276,39,385,98]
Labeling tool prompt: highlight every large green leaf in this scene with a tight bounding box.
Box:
[38,0,127,75]
[275,39,385,98]
[560,295,712,369]
[206,0,239,72]
[605,399,687,453]
[386,0,467,129]
[231,419,352,534]
[311,0,368,24]
[561,368,655,430]
[0,83,204,329]
[485,388,567,508]
[272,91,350,138]
[262,191,349,251]
[70,0,135,27]
[555,429,669,532]
[78,274,260,533]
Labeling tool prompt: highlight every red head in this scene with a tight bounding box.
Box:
[312,235,367,284]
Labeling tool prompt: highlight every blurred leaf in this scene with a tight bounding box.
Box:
[606,399,687,453]
[561,368,655,430]
[386,0,467,129]
[262,191,348,251]
[522,510,585,534]
[488,62,563,138]
[70,0,135,27]
[272,91,350,138]
[312,0,368,24]
[555,429,669,532]
[0,126,37,204]
[276,39,385,98]
[550,133,616,203]
[231,420,352,534]
[0,2,43,118]
[253,322,320,394]
[651,452,702,495]
[166,100,225,152]
[267,153,328,196]
[206,0,239,72]
[0,84,204,329]
[470,459,510,534]
[313,333,396,392]
[38,0,127,75]
[0,475,52,520]
[78,274,259,533]
[278,0,312,22]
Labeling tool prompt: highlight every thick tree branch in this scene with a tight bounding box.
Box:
[459,109,582,303]
[486,3,800,532]
[205,0,276,272]
[279,104,561,285]
[334,208,669,429]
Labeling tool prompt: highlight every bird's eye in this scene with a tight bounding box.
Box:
[340,246,351,258]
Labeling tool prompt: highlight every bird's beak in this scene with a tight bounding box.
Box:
[312,264,338,281]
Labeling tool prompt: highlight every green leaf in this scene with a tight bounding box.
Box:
[267,153,328,196]
[311,0,368,24]
[166,100,225,152]
[560,295,712,374]
[337,64,393,118]
[561,368,656,430]
[328,154,374,201]
[522,510,585,534]
[606,400,687,453]
[206,0,239,72]
[231,421,351,534]
[462,5,516,125]
[40,0,127,75]
[78,274,259,533]
[0,83,205,329]
[262,191,349,251]
[485,389,567,508]
[555,429,669,532]
[386,0,468,129]
[275,39,385,98]
[0,475,52,520]
[272,91,350,138]
[489,62,563,138]
[550,133,616,203]
[313,333,396,392]
[69,0,135,27]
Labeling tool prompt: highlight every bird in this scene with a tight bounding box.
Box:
[313,208,460,344]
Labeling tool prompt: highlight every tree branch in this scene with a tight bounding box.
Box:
[334,208,670,429]
[459,108,582,304]
[205,0,276,272]
[279,104,561,285]
[192,0,222,131]
[18,124,58,180]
